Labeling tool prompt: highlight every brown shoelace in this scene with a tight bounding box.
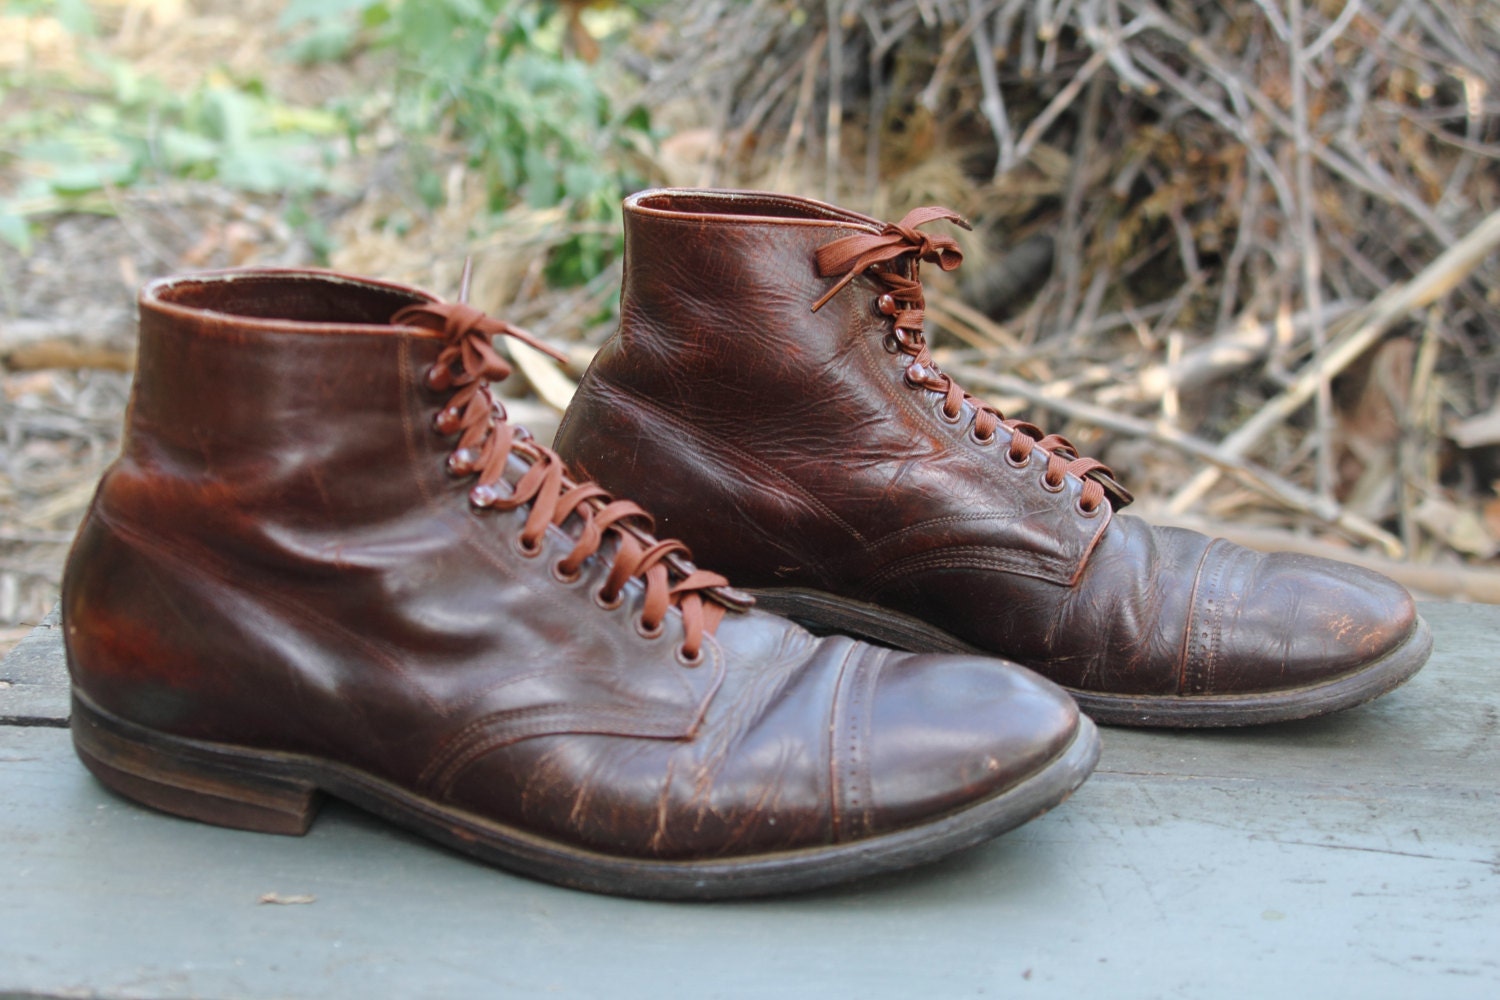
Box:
[394,300,742,661]
[812,207,1128,514]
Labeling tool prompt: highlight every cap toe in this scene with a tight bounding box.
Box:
[853,651,1082,838]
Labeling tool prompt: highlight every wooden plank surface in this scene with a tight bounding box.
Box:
[0,606,66,727]
[1,602,1496,999]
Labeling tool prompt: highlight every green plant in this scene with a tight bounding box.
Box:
[0,3,345,253]
[284,0,656,286]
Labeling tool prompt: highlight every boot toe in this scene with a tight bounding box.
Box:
[855,652,1084,838]
[1209,550,1423,696]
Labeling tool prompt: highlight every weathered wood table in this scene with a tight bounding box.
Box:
[2,603,1496,998]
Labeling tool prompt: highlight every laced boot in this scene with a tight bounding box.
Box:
[554,189,1432,727]
[61,267,1098,899]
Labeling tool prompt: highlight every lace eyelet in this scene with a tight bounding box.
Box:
[1040,471,1066,493]
[1077,498,1102,518]
[515,534,543,558]
[936,401,963,425]
[593,587,624,611]
[469,483,500,508]
[882,332,901,354]
[635,617,665,641]
[876,294,898,316]
[969,426,996,447]
[424,365,453,391]
[675,643,704,667]
[449,448,479,477]
[432,407,463,435]
[904,362,934,388]
[1004,446,1029,468]
[551,559,582,585]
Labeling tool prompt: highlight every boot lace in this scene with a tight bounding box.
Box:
[393,300,747,661]
[811,208,1131,514]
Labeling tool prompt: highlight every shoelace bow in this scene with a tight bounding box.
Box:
[812,208,1130,514]
[393,300,743,661]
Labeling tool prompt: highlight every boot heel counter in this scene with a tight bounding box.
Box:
[61,465,212,725]
[61,468,148,701]
[554,367,628,486]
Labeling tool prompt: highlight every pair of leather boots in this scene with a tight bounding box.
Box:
[63,189,1431,899]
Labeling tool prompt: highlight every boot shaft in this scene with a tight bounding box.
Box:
[122,269,452,527]
[65,269,727,767]
[558,189,1108,591]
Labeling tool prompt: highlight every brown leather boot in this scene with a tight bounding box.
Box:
[554,189,1432,728]
[62,267,1098,899]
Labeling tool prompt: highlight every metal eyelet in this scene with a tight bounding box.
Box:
[675,644,704,667]
[1040,471,1066,493]
[593,588,624,611]
[468,483,500,507]
[876,294,897,316]
[1077,498,1102,518]
[936,400,963,425]
[882,332,901,354]
[424,364,453,391]
[1004,446,1029,468]
[551,560,582,585]
[969,426,997,447]
[515,534,543,558]
[432,407,463,434]
[635,617,665,641]
[448,448,479,476]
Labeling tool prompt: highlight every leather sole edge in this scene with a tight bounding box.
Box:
[69,690,1099,900]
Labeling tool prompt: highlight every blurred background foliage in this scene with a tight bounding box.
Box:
[1,0,655,286]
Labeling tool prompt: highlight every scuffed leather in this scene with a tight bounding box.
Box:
[555,190,1420,700]
[63,268,1081,861]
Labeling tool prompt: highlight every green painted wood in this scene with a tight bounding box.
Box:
[1,603,1496,998]
[0,607,66,727]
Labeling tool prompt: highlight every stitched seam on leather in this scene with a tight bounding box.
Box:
[419,665,636,779]
[850,322,1106,580]
[429,704,690,797]
[851,303,963,450]
[859,546,1078,597]
[628,209,877,233]
[588,377,868,545]
[836,643,871,843]
[398,338,438,507]
[859,509,1069,552]
[846,646,885,839]
[825,639,862,843]
[90,503,446,715]
[1183,540,1231,696]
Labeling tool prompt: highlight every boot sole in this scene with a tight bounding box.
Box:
[69,689,1099,900]
[748,588,1433,728]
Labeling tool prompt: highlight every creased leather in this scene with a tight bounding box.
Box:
[64,267,1082,861]
[555,189,1422,700]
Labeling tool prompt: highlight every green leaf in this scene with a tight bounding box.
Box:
[278,0,378,27]
[0,210,32,255]
[46,160,134,195]
[157,128,221,170]
[201,87,254,147]
[51,0,97,35]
